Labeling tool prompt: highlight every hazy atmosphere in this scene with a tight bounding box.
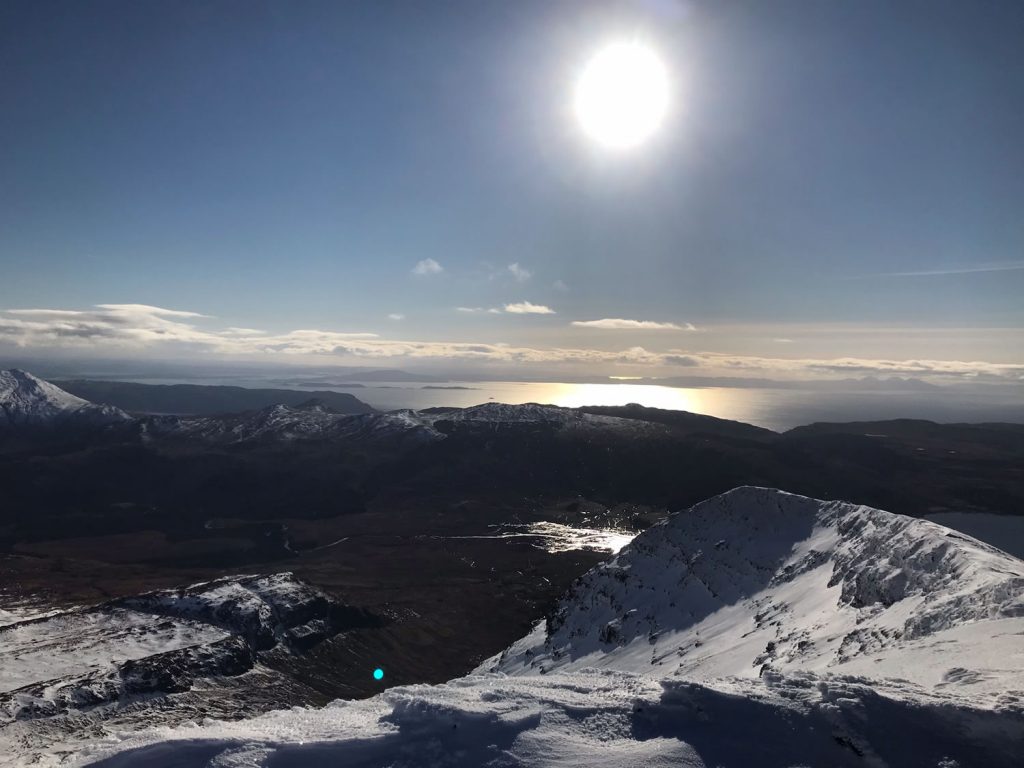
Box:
[2,3,1023,766]
[3,0,1022,389]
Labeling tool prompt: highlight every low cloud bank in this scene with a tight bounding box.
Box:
[1,304,1021,382]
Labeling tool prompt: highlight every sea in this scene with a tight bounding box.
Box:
[109,376,1024,432]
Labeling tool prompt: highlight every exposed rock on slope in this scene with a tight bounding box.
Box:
[0,574,378,726]
[114,572,379,652]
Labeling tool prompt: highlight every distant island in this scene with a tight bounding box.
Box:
[288,380,367,389]
[422,385,477,390]
[336,369,447,383]
[55,379,375,416]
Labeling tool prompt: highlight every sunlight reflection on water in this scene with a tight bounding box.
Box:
[127,375,1024,432]
[518,522,636,554]
[463,523,636,553]
[347,381,736,422]
[444,522,636,553]
[338,382,1023,432]
[539,383,704,412]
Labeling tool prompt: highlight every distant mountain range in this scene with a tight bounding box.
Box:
[2,367,1022,547]
[54,378,376,416]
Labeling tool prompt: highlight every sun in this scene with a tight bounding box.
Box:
[574,41,670,150]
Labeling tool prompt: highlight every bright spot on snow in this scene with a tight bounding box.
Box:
[373,667,384,681]
[574,41,670,149]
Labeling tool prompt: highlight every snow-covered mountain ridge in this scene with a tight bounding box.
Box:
[0,369,128,427]
[145,400,659,444]
[0,369,656,443]
[487,488,1024,704]
[67,489,1024,767]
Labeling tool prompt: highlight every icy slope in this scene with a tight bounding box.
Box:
[487,487,1024,706]
[0,369,128,427]
[68,489,1024,767]
[74,668,1024,768]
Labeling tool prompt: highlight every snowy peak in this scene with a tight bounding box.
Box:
[0,369,91,417]
[488,487,1024,706]
[0,369,129,427]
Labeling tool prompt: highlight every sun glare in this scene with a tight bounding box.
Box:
[544,383,701,412]
[574,41,670,149]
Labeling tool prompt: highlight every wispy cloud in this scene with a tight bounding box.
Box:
[387,313,405,321]
[0,304,220,346]
[507,262,532,282]
[458,303,554,315]
[571,318,695,331]
[412,258,443,276]
[98,303,211,318]
[8,304,211,320]
[854,261,1024,278]
[222,327,265,335]
[2,304,1022,382]
[6,309,92,318]
[504,301,555,315]
[0,305,375,350]
[690,352,1024,380]
[773,338,794,343]
[552,280,569,292]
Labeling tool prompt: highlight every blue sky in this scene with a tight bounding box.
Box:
[1,0,1022,381]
